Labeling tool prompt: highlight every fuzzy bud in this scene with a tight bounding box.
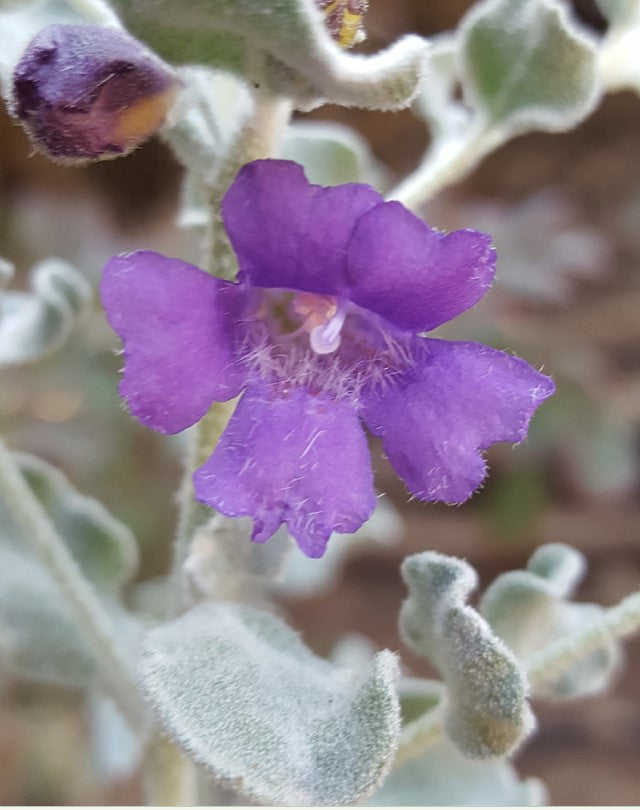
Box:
[12,24,178,163]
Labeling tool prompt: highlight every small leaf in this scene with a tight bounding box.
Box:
[400,552,534,758]
[480,544,621,699]
[0,452,140,686]
[182,514,291,606]
[15,453,139,592]
[460,0,598,133]
[365,736,546,807]
[139,602,400,805]
[113,0,427,111]
[0,257,92,365]
[596,0,640,24]
[279,120,387,187]
[0,546,97,686]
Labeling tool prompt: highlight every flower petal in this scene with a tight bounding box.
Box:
[100,251,247,434]
[362,339,554,503]
[346,201,495,331]
[193,385,376,557]
[222,159,382,295]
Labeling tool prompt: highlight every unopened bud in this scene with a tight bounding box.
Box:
[317,0,369,49]
[12,24,178,163]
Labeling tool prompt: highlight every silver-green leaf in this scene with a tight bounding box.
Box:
[139,602,400,805]
[480,543,621,699]
[0,452,139,686]
[460,0,599,133]
[113,0,427,111]
[0,257,92,366]
[365,736,546,807]
[400,552,534,758]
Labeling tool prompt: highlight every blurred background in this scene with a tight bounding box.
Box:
[1,0,639,804]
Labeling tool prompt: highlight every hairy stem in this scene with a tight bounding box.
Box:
[0,437,146,729]
[393,708,444,767]
[526,591,640,685]
[145,731,198,806]
[204,89,293,277]
[387,124,503,210]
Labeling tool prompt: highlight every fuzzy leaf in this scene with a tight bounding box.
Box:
[365,736,546,807]
[0,258,92,365]
[139,602,400,805]
[596,0,640,24]
[0,452,139,686]
[480,544,621,699]
[280,120,387,187]
[400,552,533,758]
[14,453,139,591]
[460,0,598,133]
[113,0,427,111]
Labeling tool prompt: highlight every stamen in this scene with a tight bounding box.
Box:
[310,308,346,354]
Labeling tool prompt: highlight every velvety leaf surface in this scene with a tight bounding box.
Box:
[400,552,533,757]
[365,737,546,807]
[0,258,91,366]
[138,602,400,805]
[0,453,139,686]
[460,0,598,132]
[480,544,621,699]
[113,0,427,111]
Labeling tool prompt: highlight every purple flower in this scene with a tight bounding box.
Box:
[12,24,178,162]
[100,160,554,558]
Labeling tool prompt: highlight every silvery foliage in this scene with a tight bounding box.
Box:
[0,452,140,687]
[391,0,601,205]
[138,602,401,805]
[111,0,428,111]
[0,257,91,365]
[1,0,640,807]
[400,552,534,759]
[480,543,621,699]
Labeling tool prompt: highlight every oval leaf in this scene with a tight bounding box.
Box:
[0,258,92,365]
[139,602,400,805]
[459,0,598,133]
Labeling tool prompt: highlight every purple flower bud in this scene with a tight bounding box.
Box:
[316,0,369,48]
[12,24,178,163]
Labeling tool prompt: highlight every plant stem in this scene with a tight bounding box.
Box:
[167,87,292,615]
[204,89,293,277]
[386,124,503,210]
[526,591,640,685]
[393,708,444,767]
[145,730,197,806]
[0,437,146,729]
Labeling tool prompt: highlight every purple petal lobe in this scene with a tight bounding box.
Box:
[347,202,495,331]
[12,24,177,162]
[100,251,247,434]
[193,385,376,557]
[362,339,554,504]
[222,159,382,294]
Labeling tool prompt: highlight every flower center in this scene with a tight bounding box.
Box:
[292,292,347,355]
